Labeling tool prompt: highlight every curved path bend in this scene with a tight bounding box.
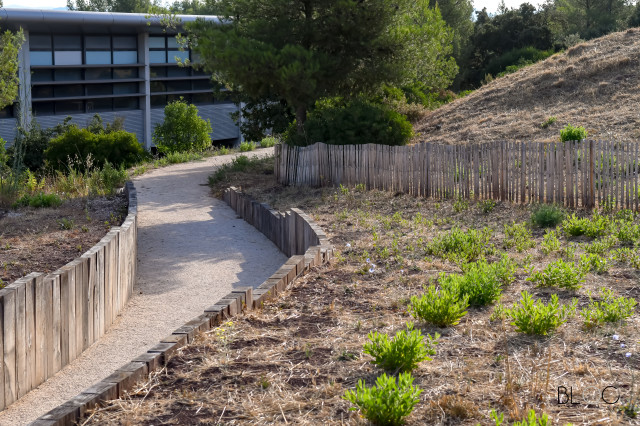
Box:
[0,148,287,425]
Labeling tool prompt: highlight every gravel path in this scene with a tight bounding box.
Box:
[0,149,287,425]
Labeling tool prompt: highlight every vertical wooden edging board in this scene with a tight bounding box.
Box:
[0,285,16,407]
[12,278,27,400]
[59,265,72,369]
[51,274,62,376]
[35,273,52,385]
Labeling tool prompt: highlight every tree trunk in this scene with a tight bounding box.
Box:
[295,105,307,135]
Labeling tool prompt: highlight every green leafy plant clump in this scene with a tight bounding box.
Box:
[560,124,588,142]
[45,125,145,171]
[285,99,413,147]
[581,287,637,329]
[507,291,577,335]
[363,322,439,373]
[343,372,422,426]
[13,192,62,209]
[239,141,257,152]
[409,283,469,327]
[562,212,610,238]
[531,204,564,228]
[260,136,278,148]
[153,99,213,154]
[528,258,585,290]
[503,221,535,252]
[426,227,494,263]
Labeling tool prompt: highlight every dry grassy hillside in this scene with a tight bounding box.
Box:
[414,28,640,144]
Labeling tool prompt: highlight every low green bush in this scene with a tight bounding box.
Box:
[560,124,588,142]
[239,141,257,152]
[562,212,610,238]
[531,204,564,228]
[153,99,212,154]
[579,253,610,275]
[14,192,62,208]
[527,259,585,290]
[45,126,145,171]
[343,372,422,426]
[614,220,640,246]
[88,162,128,196]
[363,322,439,373]
[285,99,412,147]
[503,221,535,252]
[507,291,577,335]
[541,229,561,254]
[479,199,497,214]
[409,283,469,327]
[260,136,278,148]
[581,287,637,329]
[426,227,494,263]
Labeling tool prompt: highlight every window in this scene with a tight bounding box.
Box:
[150,67,167,78]
[54,85,83,98]
[113,82,138,94]
[149,37,165,49]
[87,98,113,112]
[30,51,53,66]
[192,79,211,90]
[114,97,138,110]
[168,50,189,63]
[86,68,111,80]
[86,51,112,65]
[54,69,83,81]
[33,102,54,116]
[54,51,82,65]
[31,70,53,82]
[166,80,190,92]
[85,36,110,49]
[167,67,190,78]
[53,35,81,50]
[86,84,112,96]
[150,81,166,93]
[149,51,166,63]
[56,100,84,114]
[151,95,167,107]
[32,86,54,99]
[113,51,137,64]
[192,92,214,105]
[113,68,137,79]
[30,34,52,50]
[112,36,136,49]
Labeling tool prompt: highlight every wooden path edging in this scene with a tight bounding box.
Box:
[0,182,138,414]
[31,186,333,425]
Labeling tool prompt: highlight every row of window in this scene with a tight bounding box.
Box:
[29,34,193,66]
[33,97,140,116]
[32,67,139,82]
[151,80,212,93]
[32,83,140,99]
[150,93,217,107]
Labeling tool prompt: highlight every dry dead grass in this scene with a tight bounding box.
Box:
[81,174,640,425]
[415,28,640,144]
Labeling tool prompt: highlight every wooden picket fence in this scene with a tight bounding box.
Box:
[275,141,640,210]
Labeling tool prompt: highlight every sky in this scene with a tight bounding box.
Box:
[6,0,547,14]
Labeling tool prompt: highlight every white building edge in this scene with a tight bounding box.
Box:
[0,8,241,150]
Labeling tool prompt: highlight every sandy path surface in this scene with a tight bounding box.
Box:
[0,149,287,426]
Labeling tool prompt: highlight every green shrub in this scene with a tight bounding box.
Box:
[88,162,128,196]
[541,229,561,255]
[507,291,577,335]
[409,283,469,327]
[343,372,422,426]
[426,227,494,263]
[611,248,640,268]
[541,117,557,129]
[153,99,212,154]
[614,220,640,246]
[560,124,588,142]
[209,155,273,185]
[453,198,469,213]
[483,47,555,79]
[239,141,257,152]
[285,99,412,147]
[562,212,610,238]
[479,199,497,214]
[531,204,564,228]
[581,288,637,329]
[503,221,535,252]
[260,136,278,148]
[440,256,516,307]
[46,126,145,171]
[528,259,585,290]
[584,236,617,254]
[14,192,62,208]
[363,323,439,373]
[579,253,610,275]
[9,118,74,172]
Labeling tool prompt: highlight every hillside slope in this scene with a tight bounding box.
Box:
[414,28,640,144]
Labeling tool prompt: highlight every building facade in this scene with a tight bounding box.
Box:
[0,8,241,149]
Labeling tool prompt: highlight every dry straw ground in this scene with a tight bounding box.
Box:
[81,158,640,425]
[414,28,640,144]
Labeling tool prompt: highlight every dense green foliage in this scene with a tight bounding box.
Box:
[581,287,637,329]
[560,124,588,142]
[284,99,413,147]
[409,283,469,327]
[531,204,565,228]
[507,292,577,335]
[67,0,154,12]
[0,29,24,110]
[363,323,438,373]
[186,0,457,133]
[153,100,213,154]
[46,126,145,171]
[343,372,422,426]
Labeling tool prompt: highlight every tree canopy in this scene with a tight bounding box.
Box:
[67,0,155,13]
[0,29,24,110]
[185,0,457,131]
